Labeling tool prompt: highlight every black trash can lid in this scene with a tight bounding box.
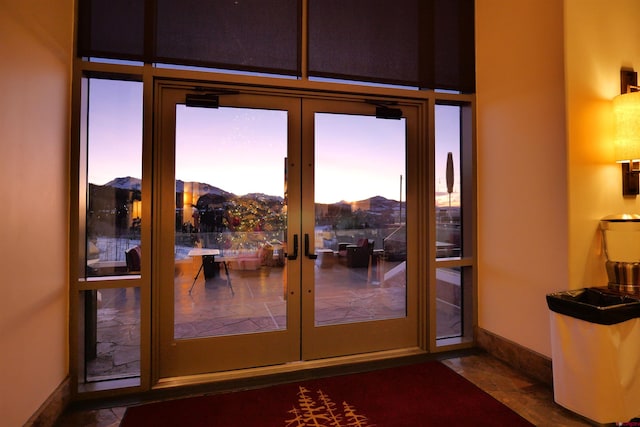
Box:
[546,287,640,325]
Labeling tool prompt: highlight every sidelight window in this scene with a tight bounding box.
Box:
[84,79,143,278]
[76,77,143,389]
[435,102,474,343]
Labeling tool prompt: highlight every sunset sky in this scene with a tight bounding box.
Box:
[87,79,460,206]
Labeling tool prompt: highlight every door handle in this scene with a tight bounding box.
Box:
[287,234,298,260]
[304,234,317,260]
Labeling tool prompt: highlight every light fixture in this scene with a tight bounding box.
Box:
[613,69,640,196]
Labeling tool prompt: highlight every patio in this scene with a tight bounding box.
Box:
[84,254,461,383]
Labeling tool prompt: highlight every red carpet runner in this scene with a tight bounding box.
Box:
[121,361,533,426]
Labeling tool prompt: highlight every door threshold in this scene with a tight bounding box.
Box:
[154,347,427,391]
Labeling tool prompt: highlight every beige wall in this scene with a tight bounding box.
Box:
[476,0,569,357]
[565,0,640,290]
[0,1,73,426]
[477,0,640,358]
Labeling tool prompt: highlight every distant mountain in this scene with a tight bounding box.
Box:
[175,180,233,197]
[100,177,391,207]
[350,195,404,213]
[103,177,234,198]
[368,195,402,208]
[104,176,141,191]
[241,192,284,202]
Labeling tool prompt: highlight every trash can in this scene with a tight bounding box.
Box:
[202,255,219,279]
[547,287,640,424]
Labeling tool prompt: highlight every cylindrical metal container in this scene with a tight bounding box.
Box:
[600,214,640,293]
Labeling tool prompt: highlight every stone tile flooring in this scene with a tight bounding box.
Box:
[442,354,594,427]
[56,351,596,426]
[84,257,454,382]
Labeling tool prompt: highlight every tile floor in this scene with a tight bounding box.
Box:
[84,255,454,382]
[56,351,596,427]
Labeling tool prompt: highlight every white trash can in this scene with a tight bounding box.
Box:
[547,287,640,424]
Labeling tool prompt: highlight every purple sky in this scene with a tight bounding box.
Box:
[87,79,460,206]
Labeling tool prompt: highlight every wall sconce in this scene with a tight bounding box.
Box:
[613,69,640,196]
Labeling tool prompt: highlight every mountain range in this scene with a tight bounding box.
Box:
[105,176,233,198]
[102,176,402,208]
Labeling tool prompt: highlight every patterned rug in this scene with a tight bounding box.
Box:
[121,361,533,426]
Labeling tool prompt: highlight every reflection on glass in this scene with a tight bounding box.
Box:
[435,104,461,259]
[83,288,141,382]
[173,105,288,339]
[85,79,143,277]
[313,113,407,326]
[435,267,462,339]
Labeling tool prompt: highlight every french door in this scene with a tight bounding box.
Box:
[155,82,418,379]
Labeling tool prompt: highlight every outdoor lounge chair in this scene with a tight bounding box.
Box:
[346,238,373,268]
[125,245,141,272]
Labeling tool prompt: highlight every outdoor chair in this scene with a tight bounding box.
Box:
[346,238,374,268]
[125,245,141,272]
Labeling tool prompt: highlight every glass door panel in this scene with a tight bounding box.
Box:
[313,113,407,326]
[301,99,418,360]
[174,105,288,340]
[156,85,301,378]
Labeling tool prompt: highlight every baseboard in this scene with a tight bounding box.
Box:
[476,328,552,387]
[24,376,71,427]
